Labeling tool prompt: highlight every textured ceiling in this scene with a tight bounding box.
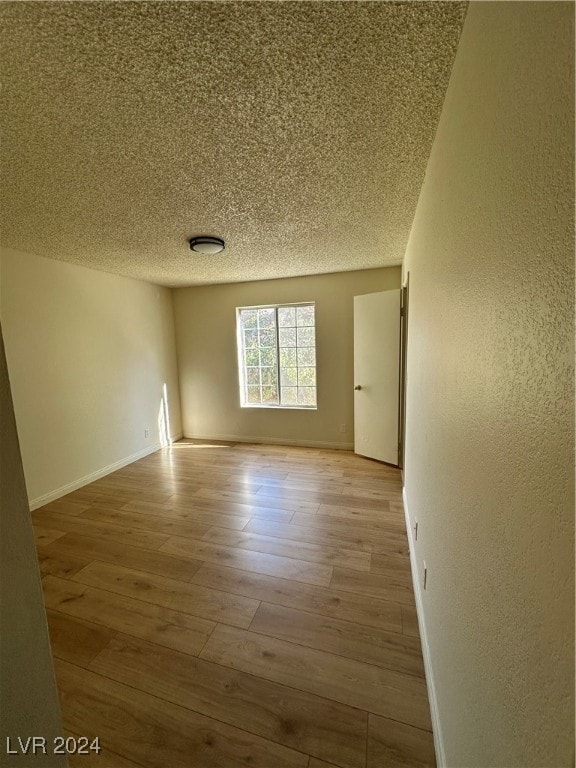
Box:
[0,1,467,286]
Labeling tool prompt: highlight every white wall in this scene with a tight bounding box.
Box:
[173,267,401,449]
[0,247,182,507]
[402,3,574,767]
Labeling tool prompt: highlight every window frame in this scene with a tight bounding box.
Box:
[236,301,317,410]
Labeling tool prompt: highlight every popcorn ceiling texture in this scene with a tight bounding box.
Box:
[0,1,466,286]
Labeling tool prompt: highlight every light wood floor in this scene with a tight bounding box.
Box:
[33,440,435,768]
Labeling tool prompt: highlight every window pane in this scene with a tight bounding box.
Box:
[279,327,296,347]
[280,348,297,368]
[258,308,276,329]
[261,386,279,404]
[259,347,277,367]
[241,310,257,329]
[297,387,316,406]
[280,367,297,386]
[244,328,258,348]
[297,327,315,347]
[259,328,276,347]
[298,367,316,386]
[281,387,297,405]
[278,307,296,327]
[297,347,315,366]
[247,386,261,404]
[260,367,277,386]
[296,305,315,327]
[246,367,260,386]
[245,349,259,366]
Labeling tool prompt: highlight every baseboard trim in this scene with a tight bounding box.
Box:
[29,433,183,511]
[183,433,354,451]
[403,486,445,767]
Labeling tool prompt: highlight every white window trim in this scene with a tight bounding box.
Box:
[236,301,317,410]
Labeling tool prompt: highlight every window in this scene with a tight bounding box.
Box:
[237,303,317,409]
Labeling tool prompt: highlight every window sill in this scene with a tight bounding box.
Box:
[240,404,317,410]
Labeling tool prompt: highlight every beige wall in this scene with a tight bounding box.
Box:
[0,247,182,507]
[173,267,401,447]
[0,327,67,767]
[402,3,574,767]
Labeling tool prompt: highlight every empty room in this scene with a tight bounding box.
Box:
[0,2,573,768]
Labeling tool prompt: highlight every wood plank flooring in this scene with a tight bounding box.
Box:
[34,440,435,768]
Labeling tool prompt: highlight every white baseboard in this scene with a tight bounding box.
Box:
[28,433,183,510]
[184,433,354,451]
[403,486,445,767]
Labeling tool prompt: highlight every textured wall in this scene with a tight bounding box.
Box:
[173,268,400,447]
[402,3,574,766]
[1,248,182,506]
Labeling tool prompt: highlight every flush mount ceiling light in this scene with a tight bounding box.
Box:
[189,236,225,255]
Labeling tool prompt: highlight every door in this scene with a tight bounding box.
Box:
[353,290,400,464]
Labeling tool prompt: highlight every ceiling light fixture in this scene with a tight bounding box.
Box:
[189,236,225,254]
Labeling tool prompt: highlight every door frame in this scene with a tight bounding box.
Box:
[398,273,409,474]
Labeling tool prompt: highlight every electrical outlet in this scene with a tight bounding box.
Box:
[339,424,347,433]
[423,560,427,590]
[414,520,418,541]
[144,429,150,438]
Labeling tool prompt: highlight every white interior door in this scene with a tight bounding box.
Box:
[354,290,400,464]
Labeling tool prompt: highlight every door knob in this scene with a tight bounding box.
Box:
[354,385,362,391]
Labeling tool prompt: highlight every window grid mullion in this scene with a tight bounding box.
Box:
[275,307,281,405]
[257,310,263,402]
